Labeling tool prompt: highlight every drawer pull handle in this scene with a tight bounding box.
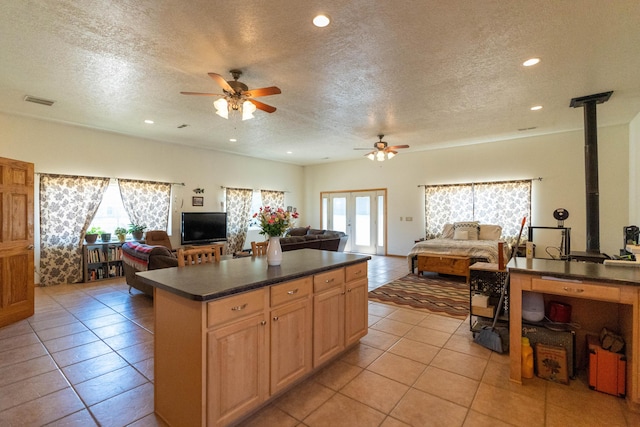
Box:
[354,270,361,275]
[231,303,248,311]
[273,316,279,321]
[260,320,266,326]
[325,278,335,283]
[287,289,299,295]
[347,288,352,292]
[562,287,584,293]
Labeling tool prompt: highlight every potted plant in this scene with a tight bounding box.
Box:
[114,227,128,243]
[128,224,146,241]
[85,226,101,244]
[100,231,111,242]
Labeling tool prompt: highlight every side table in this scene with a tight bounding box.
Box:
[469,262,509,332]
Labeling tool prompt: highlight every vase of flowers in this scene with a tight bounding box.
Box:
[253,206,299,266]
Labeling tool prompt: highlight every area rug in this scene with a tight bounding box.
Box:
[368,273,469,319]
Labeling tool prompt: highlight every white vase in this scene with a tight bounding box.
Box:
[267,236,283,266]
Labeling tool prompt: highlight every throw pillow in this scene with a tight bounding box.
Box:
[441,223,454,239]
[287,226,310,237]
[453,229,469,240]
[453,221,480,240]
[479,224,502,240]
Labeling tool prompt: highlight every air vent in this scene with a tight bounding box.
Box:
[24,95,55,106]
[177,124,189,129]
[517,126,537,131]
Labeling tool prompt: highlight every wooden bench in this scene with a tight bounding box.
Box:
[416,254,471,283]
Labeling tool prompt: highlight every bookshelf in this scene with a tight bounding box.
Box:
[82,241,125,282]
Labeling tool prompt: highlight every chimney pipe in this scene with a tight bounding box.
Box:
[569,91,613,255]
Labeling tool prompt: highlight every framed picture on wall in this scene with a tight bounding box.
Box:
[192,196,204,207]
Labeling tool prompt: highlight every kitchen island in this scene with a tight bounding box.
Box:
[137,249,371,427]
[508,257,640,410]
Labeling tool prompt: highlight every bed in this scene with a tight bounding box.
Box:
[408,222,510,280]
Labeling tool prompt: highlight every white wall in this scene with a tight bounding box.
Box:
[630,112,640,225]
[1,113,304,280]
[304,125,629,257]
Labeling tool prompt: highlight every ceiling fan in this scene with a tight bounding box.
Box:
[355,134,410,161]
[181,69,281,120]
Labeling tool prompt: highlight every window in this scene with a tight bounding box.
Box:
[89,180,131,239]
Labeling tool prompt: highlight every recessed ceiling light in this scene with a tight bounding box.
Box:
[144,119,154,124]
[523,58,540,67]
[530,105,543,111]
[313,14,330,27]
[229,138,237,142]
[286,151,292,154]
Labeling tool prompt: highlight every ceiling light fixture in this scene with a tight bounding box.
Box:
[313,14,330,27]
[144,119,154,124]
[362,134,408,161]
[523,58,540,67]
[213,95,257,121]
[530,105,543,111]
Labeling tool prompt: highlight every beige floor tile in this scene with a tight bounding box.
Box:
[313,360,362,391]
[385,308,429,325]
[391,387,468,427]
[0,370,69,412]
[0,342,48,369]
[75,366,148,406]
[431,348,488,381]
[0,331,40,352]
[51,340,113,367]
[368,313,383,326]
[368,302,398,318]
[28,310,76,330]
[387,337,440,365]
[403,325,452,347]
[545,402,627,427]
[274,378,335,420]
[0,354,57,388]
[62,352,129,385]
[462,410,515,427]
[44,408,99,426]
[340,343,384,368]
[133,357,155,382]
[414,366,479,407]
[359,328,401,351]
[126,412,169,427]
[370,318,414,336]
[444,334,493,359]
[340,370,409,413]
[80,313,129,330]
[116,339,154,364]
[471,383,545,427]
[35,321,89,342]
[380,416,411,427]
[89,382,154,426]
[303,393,386,427]
[0,320,33,340]
[241,404,299,427]
[0,387,84,426]
[42,330,100,353]
[418,314,464,334]
[102,326,153,351]
[72,306,119,322]
[91,319,141,339]
[481,360,547,401]
[367,352,426,386]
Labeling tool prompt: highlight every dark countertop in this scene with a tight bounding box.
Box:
[137,249,372,301]
[508,257,640,286]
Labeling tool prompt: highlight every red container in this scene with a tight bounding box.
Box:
[587,334,626,397]
[548,301,572,323]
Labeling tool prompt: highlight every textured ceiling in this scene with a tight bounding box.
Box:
[1,0,640,165]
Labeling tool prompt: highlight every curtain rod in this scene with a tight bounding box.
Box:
[36,172,184,186]
[417,177,542,188]
[220,185,290,193]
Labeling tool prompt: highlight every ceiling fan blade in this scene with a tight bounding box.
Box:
[248,99,277,113]
[208,72,235,94]
[386,145,410,150]
[354,148,372,150]
[245,86,281,98]
[180,91,223,96]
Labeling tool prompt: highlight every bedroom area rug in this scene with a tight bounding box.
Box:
[368,273,469,320]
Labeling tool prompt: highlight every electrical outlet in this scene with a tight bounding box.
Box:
[406,216,413,221]
[400,217,403,221]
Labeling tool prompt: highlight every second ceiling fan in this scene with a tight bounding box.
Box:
[181,69,281,120]
[356,135,409,161]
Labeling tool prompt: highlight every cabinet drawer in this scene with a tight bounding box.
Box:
[531,278,621,302]
[271,277,312,307]
[208,288,266,328]
[314,268,344,293]
[345,263,367,283]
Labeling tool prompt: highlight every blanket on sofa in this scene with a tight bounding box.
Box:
[122,241,156,271]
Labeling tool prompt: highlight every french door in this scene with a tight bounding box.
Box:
[321,190,386,255]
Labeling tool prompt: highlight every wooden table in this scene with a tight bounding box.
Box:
[508,257,640,410]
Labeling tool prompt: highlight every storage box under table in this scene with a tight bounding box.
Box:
[587,334,626,397]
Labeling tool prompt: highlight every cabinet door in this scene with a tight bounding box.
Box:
[345,278,368,346]
[270,298,313,394]
[313,285,345,367]
[207,313,268,427]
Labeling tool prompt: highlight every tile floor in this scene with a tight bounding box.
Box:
[0,255,638,426]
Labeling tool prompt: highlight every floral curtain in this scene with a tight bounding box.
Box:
[39,174,109,286]
[118,179,171,231]
[225,187,253,254]
[424,180,531,243]
[260,190,285,211]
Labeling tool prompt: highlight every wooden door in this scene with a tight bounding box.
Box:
[0,157,34,328]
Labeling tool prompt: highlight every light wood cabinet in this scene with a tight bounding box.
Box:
[345,277,368,346]
[269,278,313,394]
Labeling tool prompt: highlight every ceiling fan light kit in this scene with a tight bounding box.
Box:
[182,69,280,121]
[361,134,409,162]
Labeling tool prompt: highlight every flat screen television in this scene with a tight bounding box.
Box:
[181,212,227,245]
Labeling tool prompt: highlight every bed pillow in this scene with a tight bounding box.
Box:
[453,221,480,240]
[479,224,502,240]
[453,229,469,240]
[441,223,454,239]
